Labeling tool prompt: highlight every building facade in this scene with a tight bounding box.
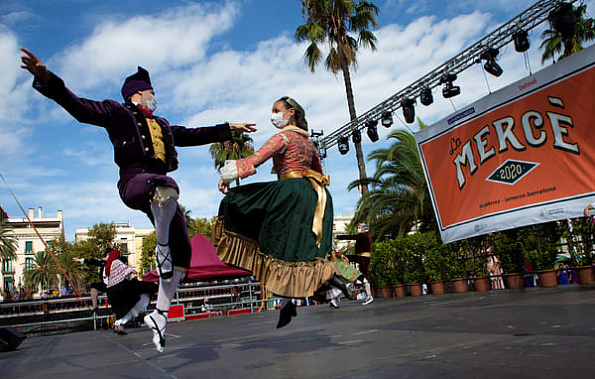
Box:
[2,207,64,295]
[75,223,154,270]
[333,213,353,250]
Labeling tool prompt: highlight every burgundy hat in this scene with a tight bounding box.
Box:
[121,66,153,100]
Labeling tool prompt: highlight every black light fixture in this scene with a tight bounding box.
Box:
[513,29,530,52]
[420,86,433,106]
[381,111,393,128]
[480,47,503,77]
[338,135,349,155]
[401,98,416,124]
[319,148,327,159]
[352,129,362,144]
[440,73,461,98]
[366,120,379,142]
[549,2,576,39]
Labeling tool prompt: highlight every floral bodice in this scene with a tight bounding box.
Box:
[236,131,322,178]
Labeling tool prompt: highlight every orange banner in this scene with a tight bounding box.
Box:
[416,46,595,243]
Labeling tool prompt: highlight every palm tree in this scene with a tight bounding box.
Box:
[296,0,380,196]
[540,3,595,64]
[0,222,18,262]
[23,250,58,293]
[209,132,254,187]
[348,123,436,240]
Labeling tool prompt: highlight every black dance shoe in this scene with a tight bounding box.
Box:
[329,276,350,299]
[276,301,296,329]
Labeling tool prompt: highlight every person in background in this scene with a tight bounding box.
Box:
[336,223,374,305]
[103,250,157,335]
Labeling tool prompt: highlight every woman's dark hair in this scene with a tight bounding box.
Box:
[278,96,308,131]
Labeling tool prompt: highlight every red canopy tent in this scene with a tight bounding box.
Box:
[142,233,251,282]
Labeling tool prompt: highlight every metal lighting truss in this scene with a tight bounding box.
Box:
[315,0,578,156]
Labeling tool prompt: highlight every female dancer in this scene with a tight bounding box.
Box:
[215,96,342,328]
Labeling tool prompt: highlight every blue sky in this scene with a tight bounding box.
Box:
[1,0,593,240]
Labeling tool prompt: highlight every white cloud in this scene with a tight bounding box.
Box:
[52,2,240,92]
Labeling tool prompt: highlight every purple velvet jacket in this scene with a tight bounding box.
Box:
[33,72,232,177]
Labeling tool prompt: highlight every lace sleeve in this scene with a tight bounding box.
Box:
[236,134,287,178]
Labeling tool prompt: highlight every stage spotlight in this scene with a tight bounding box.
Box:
[440,73,461,99]
[480,47,503,77]
[401,98,416,124]
[338,135,349,155]
[352,129,362,144]
[513,29,530,52]
[366,120,379,142]
[381,112,393,128]
[319,148,327,159]
[420,86,433,106]
[549,2,576,39]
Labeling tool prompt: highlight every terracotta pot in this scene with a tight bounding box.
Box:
[393,284,407,298]
[575,266,595,285]
[409,283,423,296]
[537,269,558,288]
[371,287,378,299]
[503,273,525,289]
[451,278,468,293]
[473,276,491,292]
[379,286,393,298]
[429,281,445,295]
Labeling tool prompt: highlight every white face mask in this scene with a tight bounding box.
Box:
[145,97,157,112]
[271,112,288,129]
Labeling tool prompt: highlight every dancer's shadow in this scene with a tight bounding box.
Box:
[236,329,339,354]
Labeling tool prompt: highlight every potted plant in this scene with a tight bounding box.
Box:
[424,240,452,295]
[402,233,430,296]
[563,217,595,285]
[521,223,560,287]
[492,230,525,289]
[369,242,394,298]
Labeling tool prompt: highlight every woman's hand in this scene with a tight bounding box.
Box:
[229,123,257,133]
[20,48,50,84]
[218,178,230,194]
[584,204,593,217]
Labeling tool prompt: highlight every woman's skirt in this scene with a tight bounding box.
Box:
[106,279,157,319]
[213,178,336,298]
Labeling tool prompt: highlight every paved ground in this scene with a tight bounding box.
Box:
[1,285,593,378]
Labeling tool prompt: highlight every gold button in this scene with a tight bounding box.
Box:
[137,122,142,126]
[122,141,127,145]
[141,135,146,139]
[145,147,149,151]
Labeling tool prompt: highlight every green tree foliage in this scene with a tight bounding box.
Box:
[209,132,254,187]
[23,250,58,292]
[296,0,380,195]
[348,125,436,241]
[140,231,157,274]
[0,222,18,262]
[541,3,595,64]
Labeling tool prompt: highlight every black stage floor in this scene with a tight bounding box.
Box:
[1,285,594,378]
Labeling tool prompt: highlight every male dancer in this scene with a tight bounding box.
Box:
[20,48,255,352]
[336,223,374,305]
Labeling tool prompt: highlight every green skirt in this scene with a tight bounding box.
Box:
[214,178,335,298]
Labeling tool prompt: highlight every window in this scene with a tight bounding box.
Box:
[25,241,33,255]
[4,277,14,292]
[2,259,12,273]
[25,258,34,270]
